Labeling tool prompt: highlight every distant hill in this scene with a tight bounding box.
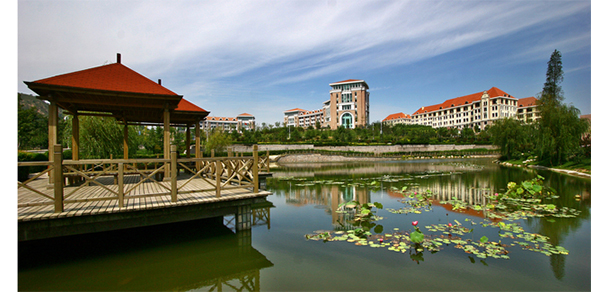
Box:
[18,93,49,117]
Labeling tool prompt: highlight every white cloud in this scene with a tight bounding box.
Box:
[18,0,591,124]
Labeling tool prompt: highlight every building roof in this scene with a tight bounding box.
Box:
[383,112,410,122]
[237,113,254,117]
[412,87,515,115]
[518,96,538,107]
[206,116,237,122]
[175,98,208,113]
[284,108,307,113]
[329,79,369,89]
[330,79,363,85]
[24,56,212,125]
[30,62,179,97]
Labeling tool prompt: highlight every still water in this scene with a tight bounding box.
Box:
[18,158,591,291]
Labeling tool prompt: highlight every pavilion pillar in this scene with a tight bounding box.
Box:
[48,100,58,185]
[185,124,191,158]
[195,120,201,171]
[123,122,129,160]
[71,114,79,161]
[164,108,171,180]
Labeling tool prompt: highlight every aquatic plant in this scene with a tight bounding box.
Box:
[305,175,572,261]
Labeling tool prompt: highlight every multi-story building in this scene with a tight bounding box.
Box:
[328,79,370,129]
[516,97,540,123]
[382,112,411,126]
[203,113,255,133]
[283,79,370,129]
[410,87,519,130]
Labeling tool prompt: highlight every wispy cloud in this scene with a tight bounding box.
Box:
[18,0,591,123]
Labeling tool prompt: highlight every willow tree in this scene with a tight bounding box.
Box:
[62,115,139,159]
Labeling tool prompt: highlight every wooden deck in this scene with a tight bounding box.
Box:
[18,172,270,222]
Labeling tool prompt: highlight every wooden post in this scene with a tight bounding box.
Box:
[118,162,124,208]
[253,145,259,193]
[53,144,63,213]
[185,125,191,158]
[71,114,79,161]
[123,122,129,160]
[163,108,171,180]
[195,120,201,171]
[48,100,58,184]
[266,150,270,172]
[211,149,215,158]
[215,159,222,198]
[171,145,178,202]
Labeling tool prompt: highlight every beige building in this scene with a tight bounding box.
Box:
[410,87,519,129]
[204,113,255,133]
[516,97,540,123]
[382,112,411,126]
[284,79,370,129]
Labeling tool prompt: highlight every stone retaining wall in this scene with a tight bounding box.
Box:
[231,144,497,154]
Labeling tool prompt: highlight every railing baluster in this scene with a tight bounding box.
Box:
[216,160,222,198]
[171,145,178,202]
[53,144,64,213]
[253,145,259,193]
[118,162,124,207]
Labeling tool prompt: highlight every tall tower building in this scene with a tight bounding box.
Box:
[328,79,369,129]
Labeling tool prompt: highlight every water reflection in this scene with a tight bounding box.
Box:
[19,217,274,291]
[268,159,591,283]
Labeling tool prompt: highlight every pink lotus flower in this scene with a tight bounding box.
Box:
[494,193,499,196]
[448,223,452,227]
[412,221,418,226]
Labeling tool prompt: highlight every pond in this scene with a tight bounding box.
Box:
[18,158,591,291]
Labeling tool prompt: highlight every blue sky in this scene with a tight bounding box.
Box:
[15,0,592,126]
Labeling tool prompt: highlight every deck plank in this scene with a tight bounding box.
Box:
[18,173,269,222]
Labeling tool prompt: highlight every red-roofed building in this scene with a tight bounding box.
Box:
[516,97,540,123]
[283,79,370,129]
[382,112,411,126]
[23,54,210,177]
[410,87,519,129]
[204,113,256,133]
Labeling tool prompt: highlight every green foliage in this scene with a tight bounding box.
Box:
[205,127,231,155]
[535,50,589,166]
[410,230,424,244]
[18,95,48,149]
[231,122,490,146]
[62,116,140,159]
[487,50,589,166]
[337,200,384,238]
[488,118,535,160]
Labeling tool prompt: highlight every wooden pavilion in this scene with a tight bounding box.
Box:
[24,53,210,181]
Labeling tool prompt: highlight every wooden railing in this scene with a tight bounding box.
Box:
[18,144,265,213]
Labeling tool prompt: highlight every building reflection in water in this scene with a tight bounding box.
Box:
[275,173,500,226]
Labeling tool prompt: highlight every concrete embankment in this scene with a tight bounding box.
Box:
[495,161,591,178]
[232,144,498,154]
[271,153,499,166]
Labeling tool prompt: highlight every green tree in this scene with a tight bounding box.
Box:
[535,50,589,165]
[458,127,475,144]
[205,127,231,155]
[18,96,47,149]
[63,115,139,159]
[489,118,527,160]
